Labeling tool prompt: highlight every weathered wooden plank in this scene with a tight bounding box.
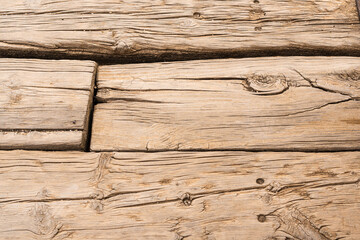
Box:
[0,59,96,150]
[0,151,359,239]
[91,57,360,151]
[0,0,359,60]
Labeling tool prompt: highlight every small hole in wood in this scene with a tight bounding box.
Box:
[253,0,259,3]
[256,178,265,184]
[181,192,192,206]
[193,12,201,19]
[257,214,266,222]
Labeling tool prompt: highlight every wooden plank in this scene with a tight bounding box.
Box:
[91,57,360,151]
[0,0,359,60]
[0,150,359,239]
[0,59,96,150]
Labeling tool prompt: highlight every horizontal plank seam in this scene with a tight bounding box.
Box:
[89,148,360,153]
[2,49,360,65]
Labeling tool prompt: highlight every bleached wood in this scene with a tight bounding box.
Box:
[91,57,360,151]
[0,0,359,60]
[0,59,96,150]
[0,131,84,150]
[0,151,359,239]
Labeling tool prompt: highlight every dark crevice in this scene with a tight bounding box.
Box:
[84,64,98,152]
[0,129,83,132]
[1,47,360,65]
[90,148,360,153]
[103,188,162,200]
[96,97,174,104]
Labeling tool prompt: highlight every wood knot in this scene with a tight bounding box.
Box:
[245,74,288,95]
[334,70,360,82]
[30,203,66,238]
[266,181,283,193]
[92,153,113,186]
[90,200,104,213]
[115,40,133,53]
[36,188,50,198]
[249,7,265,20]
[257,214,267,222]
[256,178,265,185]
[90,190,104,200]
[180,192,192,206]
[193,12,202,19]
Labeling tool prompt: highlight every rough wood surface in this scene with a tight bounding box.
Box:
[0,150,359,239]
[0,59,96,150]
[0,0,359,60]
[91,57,360,151]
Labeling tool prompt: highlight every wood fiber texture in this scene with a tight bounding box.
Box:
[91,57,360,151]
[0,151,359,239]
[0,58,96,150]
[0,0,359,60]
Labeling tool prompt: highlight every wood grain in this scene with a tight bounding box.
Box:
[0,150,359,239]
[0,59,96,150]
[91,57,360,151]
[0,0,359,60]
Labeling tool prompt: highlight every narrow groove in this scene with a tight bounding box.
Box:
[1,48,360,65]
[90,148,360,153]
[0,129,83,132]
[84,64,98,152]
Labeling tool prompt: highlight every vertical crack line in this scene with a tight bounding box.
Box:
[84,62,98,152]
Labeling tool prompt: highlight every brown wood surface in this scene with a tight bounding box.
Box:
[0,58,96,150]
[0,0,359,60]
[0,150,359,239]
[0,151,360,240]
[91,57,360,151]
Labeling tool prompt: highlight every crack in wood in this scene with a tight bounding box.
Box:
[293,69,355,99]
[6,178,358,208]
